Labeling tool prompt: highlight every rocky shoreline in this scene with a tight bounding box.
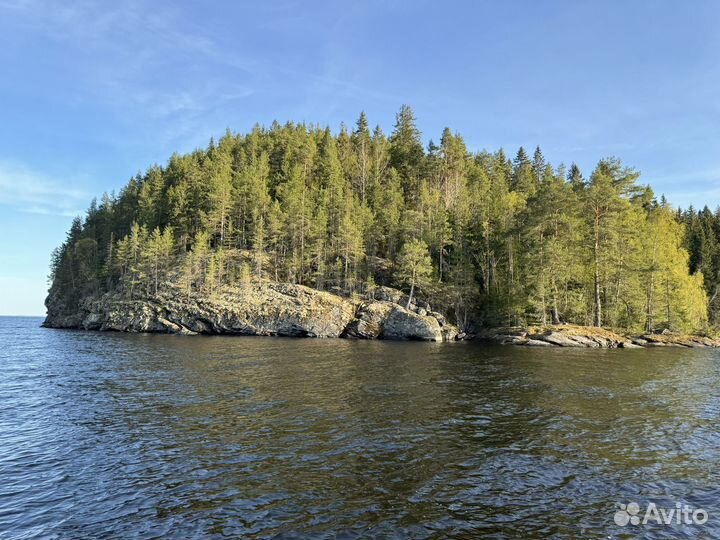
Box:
[474,325,720,348]
[43,283,460,342]
[43,282,719,347]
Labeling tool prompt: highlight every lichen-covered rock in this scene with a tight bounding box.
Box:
[637,333,720,348]
[383,305,444,341]
[528,331,585,347]
[441,324,459,342]
[344,301,458,342]
[343,302,394,339]
[373,286,406,305]
[476,325,637,348]
[47,283,356,338]
[43,282,459,342]
[473,325,720,348]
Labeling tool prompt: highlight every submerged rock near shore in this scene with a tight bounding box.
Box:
[43,282,459,342]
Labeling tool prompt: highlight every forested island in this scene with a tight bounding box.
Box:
[44,107,720,345]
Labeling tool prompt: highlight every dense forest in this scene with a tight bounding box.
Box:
[48,106,717,333]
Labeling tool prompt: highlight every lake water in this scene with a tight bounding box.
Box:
[1,316,719,538]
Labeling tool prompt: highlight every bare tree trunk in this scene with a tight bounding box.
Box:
[539,233,546,325]
[551,279,560,325]
[300,172,306,284]
[438,229,444,283]
[220,207,225,246]
[593,212,602,327]
[407,269,416,309]
[360,140,367,204]
[508,237,514,285]
[665,276,672,329]
[107,232,114,289]
[645,270,655,333]
[344,242,349,291]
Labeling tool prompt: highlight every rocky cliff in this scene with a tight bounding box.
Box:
[43,283,460,342]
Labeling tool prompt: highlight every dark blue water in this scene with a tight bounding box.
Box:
[1,316,719,538]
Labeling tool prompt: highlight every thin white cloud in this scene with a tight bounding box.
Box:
[2,0,255,117]
[0,161,88,216]
[1,1,237,63]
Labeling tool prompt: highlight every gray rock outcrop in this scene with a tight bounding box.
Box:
[343,301,450,341]
[473,325,720,348]
[44,282,460,342]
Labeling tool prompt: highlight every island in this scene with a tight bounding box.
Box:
[44,108,720,347]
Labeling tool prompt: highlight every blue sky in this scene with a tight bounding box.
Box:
[1,0,719,315]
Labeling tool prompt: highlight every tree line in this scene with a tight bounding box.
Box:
[48,106,711,333]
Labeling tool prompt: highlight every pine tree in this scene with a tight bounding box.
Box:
[512,147,536,195]
[389,105,424,199]
[396,239,433,308]
[351,111,371,203]
[581,159,642,326]
[239,262,252,286]
[567,163,584,193]
[532,146,545,184]
[146,227,163,295]
[207,146,233,246]
[179,250,194,301]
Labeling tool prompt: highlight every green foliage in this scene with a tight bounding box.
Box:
[239,262,252,286]
[679,205,720,329]
[47,107,713,333]
[396,239,433,308]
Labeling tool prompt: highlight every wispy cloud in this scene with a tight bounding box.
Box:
[0,161,88,216]
[1,0,247,66]
[1,0,256,128]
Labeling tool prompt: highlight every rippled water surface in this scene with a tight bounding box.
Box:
[1,317,720,538]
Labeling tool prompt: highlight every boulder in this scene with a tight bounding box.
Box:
[345,301,456,342]
[344,302,394,339]
[383,305,444,341]
[374,286,405,304]
[441,325,459,342]
[372,286,423,311]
